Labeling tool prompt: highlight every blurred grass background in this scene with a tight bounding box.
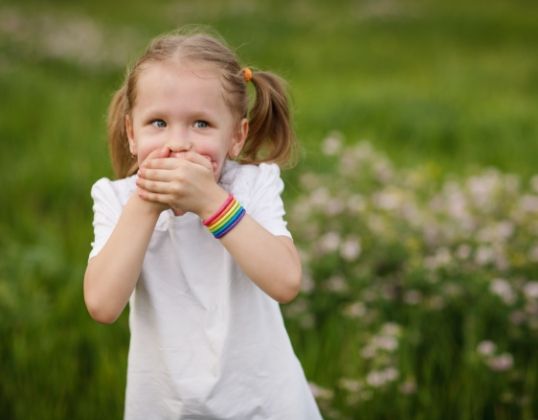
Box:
[0,0,537,418]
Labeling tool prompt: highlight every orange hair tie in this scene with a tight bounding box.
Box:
[242,67,253,82]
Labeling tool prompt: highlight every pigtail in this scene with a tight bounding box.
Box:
[107,84,138,178]
[242,71,296,167]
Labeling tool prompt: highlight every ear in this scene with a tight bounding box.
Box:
[125,114,137,155]
[228,118,249,159]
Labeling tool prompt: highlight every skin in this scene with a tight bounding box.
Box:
[84,61,302,323]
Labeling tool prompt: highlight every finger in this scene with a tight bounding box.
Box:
[170,150,211,165]
[136,177,174,194]
[137,188,172,206]
[180,151,214,171]
[138,167,174,182]
[143,157,181,170]
[141,146,172,166]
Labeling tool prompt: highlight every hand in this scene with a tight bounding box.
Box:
[134,147,172,215]
[136,147,228,218]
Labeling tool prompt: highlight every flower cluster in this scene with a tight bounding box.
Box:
[0,6,138,69]
[285,134,538,418]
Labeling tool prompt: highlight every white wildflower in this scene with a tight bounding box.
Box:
[366,370,386,387]
[340,236,362,261]
[309,187,330,207]
[326,275,348,293]
[476,340,496,356]
[443,283,463,297]
[309,382,334,400]
[347,194,366,212]
[373,335,399,352]
[475,245,495,266]
[373,159,394,182]
[490,278,516,305]
[523,281,538,300]
[399,378,417,395]
[467,170,500,208]
[382,366,399,382]
[404,289,423,305]
[531,175,538,193]
[343,301,367,318]
[456,244,472,260]
[374,189,402,211]
[487,353,514,372]
[525,301,538,316]
[520,194,538,213]
[367,215,388,236]
[321,131,343,156]
[352,141,375,161]
[291,200,311,220]
[381,322,402,337]
[339,378,362,393]
[324,198,345,216]
[340,153,359,174]
[361,345,377,359]
[496,221,515,240]
[318,231,341,254]
[299,172,320,189]
[510,310,526,326]
[301,270,315,293]
[493,247,509,271]
[477,221,514,243]
[503,174,520,194]
[401,203,421,227]
[445,185,470,222]
[366,367,399,387]
[425,247,452,270]
[284,299,308,317]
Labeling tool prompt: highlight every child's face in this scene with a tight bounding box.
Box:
[125,61,248,180]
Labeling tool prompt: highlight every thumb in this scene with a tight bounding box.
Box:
[143,146,171,162]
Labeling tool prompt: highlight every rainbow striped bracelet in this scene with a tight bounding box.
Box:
[203,194,246,239]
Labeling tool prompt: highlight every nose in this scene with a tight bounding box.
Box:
[165,131,193,153]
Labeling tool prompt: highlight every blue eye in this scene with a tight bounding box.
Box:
[151,119,166,128]
[194,120,209,129]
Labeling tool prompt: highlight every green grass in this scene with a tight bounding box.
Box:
[1,0,537,418]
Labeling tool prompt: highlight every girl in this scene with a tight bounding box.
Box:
[84,29,323,419]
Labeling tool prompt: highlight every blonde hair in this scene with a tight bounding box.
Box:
[107,29,296,178]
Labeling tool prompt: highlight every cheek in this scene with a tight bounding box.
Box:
[194,145,227,172]
[136,146,152,166]
[135,138,162,165]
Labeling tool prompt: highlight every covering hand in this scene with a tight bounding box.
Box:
[136,147,228,218]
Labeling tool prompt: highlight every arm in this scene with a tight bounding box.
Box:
[194,188,301,303]
[218,215,302,303]
[84,193,161,324]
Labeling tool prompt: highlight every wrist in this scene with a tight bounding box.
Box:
[128,193,164,219]
[202,193,246,239]
[197,186,230,221]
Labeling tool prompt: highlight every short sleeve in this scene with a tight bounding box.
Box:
[245,163,292,239]
[88,178,123,260]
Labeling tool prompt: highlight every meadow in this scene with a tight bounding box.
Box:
[0,0,537,418]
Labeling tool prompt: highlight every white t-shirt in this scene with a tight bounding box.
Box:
[89,160,323,420]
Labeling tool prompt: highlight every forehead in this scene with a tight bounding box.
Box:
[134,61,227,110]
